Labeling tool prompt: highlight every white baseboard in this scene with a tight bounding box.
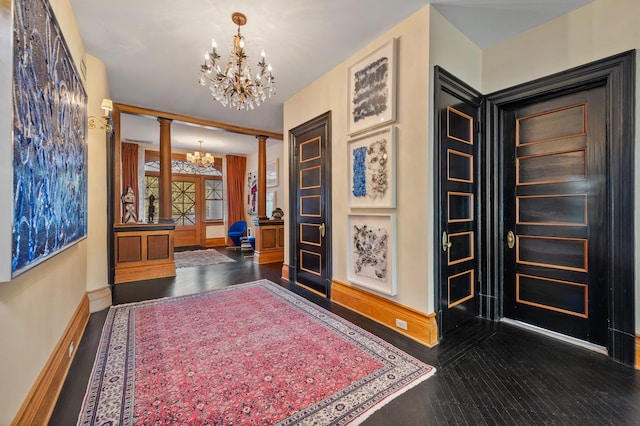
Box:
[87,286,112,313]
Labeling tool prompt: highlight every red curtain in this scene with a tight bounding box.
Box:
[121,142,139,222]
[226,155,247,245]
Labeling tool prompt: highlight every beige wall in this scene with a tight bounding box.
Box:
[206,223,226,240]
[0,243,88,424]
[482,0,640,339]
[0,0,109,422]
[285,7,451,313]
[426,9,483,312]
[483,0,639,94]
[429,8,483,92]
[85,54,110,293]
[285,8,431,311]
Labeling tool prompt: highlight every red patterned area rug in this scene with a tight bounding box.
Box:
[77,280,435,425]
[174,248,235,268]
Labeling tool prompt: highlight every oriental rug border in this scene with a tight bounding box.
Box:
[173,248,235,269]
[77,280,435,425]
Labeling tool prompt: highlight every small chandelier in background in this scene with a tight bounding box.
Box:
[199,12,276,111]
[187,140,215,168]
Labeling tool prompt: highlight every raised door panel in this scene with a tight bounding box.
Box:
[290,112,331,297]
[504,87,608,346]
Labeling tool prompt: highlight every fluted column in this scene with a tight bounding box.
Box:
[158,118,173,223]
[256,135,268,220]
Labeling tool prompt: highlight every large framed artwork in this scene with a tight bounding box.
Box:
[6,0,88,280]
[348,126,396,208]
[347,38,397,136]
[247,171,257,215]
[347,214,397,296]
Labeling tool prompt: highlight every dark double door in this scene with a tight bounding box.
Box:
[436,54,633,354]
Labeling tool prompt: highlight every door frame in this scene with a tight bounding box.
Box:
[485,51,635,365]
[433,67,486,332]
[170,175,202,247]
[288,111,333,297]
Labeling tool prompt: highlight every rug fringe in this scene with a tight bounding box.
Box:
[349,368,436,425]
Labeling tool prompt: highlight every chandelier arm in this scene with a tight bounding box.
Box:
[198,12,275,110]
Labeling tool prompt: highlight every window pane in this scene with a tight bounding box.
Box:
[205,179,223,199]
[172,181,197,225]
[145,158,222,176]
[205,179,224,220]
[144,176,159,223]
[206,200,224,221]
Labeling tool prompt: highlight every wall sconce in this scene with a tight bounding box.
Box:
[88,98,113,133]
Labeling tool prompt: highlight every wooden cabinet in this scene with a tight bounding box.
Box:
[114,224,176,283]
[253,219,284,264]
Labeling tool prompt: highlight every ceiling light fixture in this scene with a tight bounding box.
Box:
[187,140,215,168]
[199,12,275,111]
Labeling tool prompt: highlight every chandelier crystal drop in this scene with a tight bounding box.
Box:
[187,140,215,168]
[199,12,276,111]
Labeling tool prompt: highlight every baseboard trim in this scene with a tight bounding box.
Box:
[281,263,289,281]
[636,334,640,370]
[87,286,112,313]
[296,281,327,298]
[12,293,90,426]
[114,262,176,284]
[206,237,226,247]
[331,280,438,347]
[253,249,284,264]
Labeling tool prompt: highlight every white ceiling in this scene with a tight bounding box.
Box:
[70,0,594,155]
[433,0,594,48]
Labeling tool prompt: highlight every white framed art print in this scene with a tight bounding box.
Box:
[347,38,397,136]
[347,213,397,296]
[348,126,396,208]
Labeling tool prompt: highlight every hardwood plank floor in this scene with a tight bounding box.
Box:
[49,248,639,425]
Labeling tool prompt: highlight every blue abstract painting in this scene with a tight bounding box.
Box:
[348,126,396,209]
[12,0,88,277]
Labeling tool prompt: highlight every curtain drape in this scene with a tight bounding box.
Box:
[226,155,247,245]
[121,142,139,222]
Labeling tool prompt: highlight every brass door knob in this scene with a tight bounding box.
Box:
[442,231,452,252]
[507,230,515,249]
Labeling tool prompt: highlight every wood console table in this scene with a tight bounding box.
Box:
[253,219,285,264]
[113,223,176,284]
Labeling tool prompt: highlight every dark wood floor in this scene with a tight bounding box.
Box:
[50,248,640,425]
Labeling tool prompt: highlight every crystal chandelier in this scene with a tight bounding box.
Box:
[187,140,215,167]
[199,12,276,111]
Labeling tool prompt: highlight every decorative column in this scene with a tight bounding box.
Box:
[256,135,268,220]
[158,117,173,223]
[253,134,284,264]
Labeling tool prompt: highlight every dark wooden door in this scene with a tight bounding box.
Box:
[503,87,608,346]
[289,112,332,297]
[435,69,482,334]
